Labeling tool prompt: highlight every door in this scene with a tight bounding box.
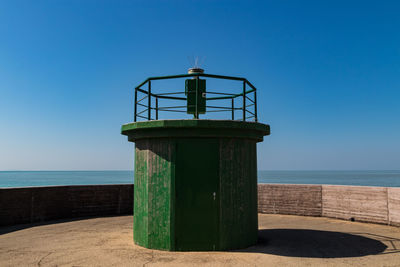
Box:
[175,138,219,251]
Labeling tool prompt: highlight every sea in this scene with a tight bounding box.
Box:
[0,170,399,188]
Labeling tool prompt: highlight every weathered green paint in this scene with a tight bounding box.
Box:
[133,140,148,247]
[122,120,269,251]
[219,138,258,250]
[147,139,173,249]
[134,139,174,250]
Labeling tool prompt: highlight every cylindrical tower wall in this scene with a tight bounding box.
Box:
[123,120,269,251]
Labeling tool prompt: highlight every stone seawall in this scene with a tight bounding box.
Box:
[258,184,400,226]
[1,184,399,227]
[258,184,322,217]
[322,185,388,224]
[0,184,133,227]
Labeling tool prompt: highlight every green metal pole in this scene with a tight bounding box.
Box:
[136,73,248,89]
[156,96,158,120]
[195,76,199,119]
[134,88,137,122]
[254,90,258,122]
[148,81,151,120]
[243,81,246,121]
[231,98,234,120]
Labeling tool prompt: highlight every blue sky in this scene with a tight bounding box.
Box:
[0,0,399,170]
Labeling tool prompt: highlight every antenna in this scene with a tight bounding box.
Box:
[187,56,194,68]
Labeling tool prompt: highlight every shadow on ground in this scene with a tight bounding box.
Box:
[0,216,126,235]
[237,229,398,258]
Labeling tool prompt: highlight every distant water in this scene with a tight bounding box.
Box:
[0,170,399,188]
[0,171,133,188]
[258,170,400,187]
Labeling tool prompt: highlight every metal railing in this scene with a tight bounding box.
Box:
[134,73,257,122]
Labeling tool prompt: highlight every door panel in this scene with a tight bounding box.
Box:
[175,138,219,251]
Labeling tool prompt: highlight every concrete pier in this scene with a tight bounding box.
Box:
[1,214,400,266]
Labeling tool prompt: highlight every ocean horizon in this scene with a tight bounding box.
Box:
[0,170,399,188]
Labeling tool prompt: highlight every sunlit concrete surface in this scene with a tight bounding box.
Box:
[1,214,400,266]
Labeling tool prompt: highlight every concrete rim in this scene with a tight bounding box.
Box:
[121,119,270,142]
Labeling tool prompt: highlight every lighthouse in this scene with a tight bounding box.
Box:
[121,68,270,251]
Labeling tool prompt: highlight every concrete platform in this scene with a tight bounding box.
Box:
[1,214,400,266]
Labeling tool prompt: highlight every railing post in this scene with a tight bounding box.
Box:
[134,88,137,122]
[254,90,258,122]
[231,98,234,120]
[195,76,199,119]
[155,96,158,120]
[242,81,246,121]
[148,80,151,120]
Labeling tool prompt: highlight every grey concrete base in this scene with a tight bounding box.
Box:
[1,214,400,266]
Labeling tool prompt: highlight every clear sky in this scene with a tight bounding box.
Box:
[0,0,399,170]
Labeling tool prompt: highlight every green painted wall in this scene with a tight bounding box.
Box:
[133,140,148,247]
[134,139,174,250]
[219,138,258,250]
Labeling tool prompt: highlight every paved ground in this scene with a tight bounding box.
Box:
[1,214,400,266]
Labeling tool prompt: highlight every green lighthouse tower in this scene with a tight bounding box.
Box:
[121,68,270,251]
